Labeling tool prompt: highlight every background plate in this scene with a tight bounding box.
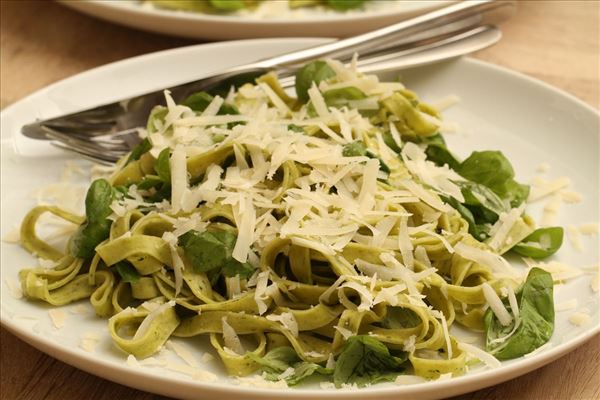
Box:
[1,38,599,400]
[59,0,452,40]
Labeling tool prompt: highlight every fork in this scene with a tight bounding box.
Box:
[21,0,515,163]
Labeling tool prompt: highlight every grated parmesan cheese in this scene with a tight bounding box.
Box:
[166,340,198,367]
[568,311,591,327]
[221,316,245,355]
[266,312,299,337]
[481,283,512,326]
[48,309,66,329]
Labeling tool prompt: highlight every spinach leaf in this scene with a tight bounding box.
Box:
[512,227,563,259]
[248,347,332,386]
[288,124,305,133]
[115,261,141,283]
[443,196,491,240]
[251,346,300,371]
[342,141,390,173]
[286,362,332,385]
[484,267,554,360]
[425,143,461,171]
[457,151,530,208]
[178,229,254,278]
[458,151,513,189]
[382,131,401,153]
[458,181,507,217]
[209,0,245,10]
[295,61,336,103]
[342,141,367,157]
[155,147,171,183]
[502,179,530,208]
[125,137,152,165]
[182,91,239,115]
[333,335,406,387]
[69,179,114,260]
[137,175,163,190]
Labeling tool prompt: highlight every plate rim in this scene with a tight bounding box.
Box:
[1,37,599,399]
[64,0,452,25]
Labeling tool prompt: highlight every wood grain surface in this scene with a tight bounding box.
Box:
[1,1,599,399]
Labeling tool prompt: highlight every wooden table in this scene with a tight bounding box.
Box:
[1,1,598,399]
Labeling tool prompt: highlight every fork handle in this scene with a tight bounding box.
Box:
[253,0,514,69]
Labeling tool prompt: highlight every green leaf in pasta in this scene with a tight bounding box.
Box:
[125,137,152,165]
[115,261,141,283]
[484,267,554,359]
[295,60,336,103]
[69,179,114,260]
[137,175,163,190]
[443,196,491,240]
[155,147,171,183]
[425,143,461,171]
[512,227,564,259]
[333,335,406,387]
[182,91,240,115]
[249,347,332,385]
[179,229,254,278]
[457,151,530,208]
[342,141,390,173]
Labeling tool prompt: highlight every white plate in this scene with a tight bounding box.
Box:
[59,0,452,40]
[1,38,599,400]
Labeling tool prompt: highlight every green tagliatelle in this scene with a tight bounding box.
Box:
[17,58,557,388]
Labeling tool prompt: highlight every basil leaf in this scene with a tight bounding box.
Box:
[425,143,460,171]
[295,61,336,103]
[249,347,332,386]
[69,179,114,260]
[137,175,164,190]
[179,230,230,273]
[221,259,255,279]
[502,179,530,208]
[512,227,563,259]
[326,0,365,10]
[342,141,389,174]
[288,124,305,133]
[249,346,300,372]
[342,141,367,157]
[115,261,141,283]
[443,196,490,241]
[179,229,255,278]
[333,335,406,387]
[484,267,554,360]
[155,148,171,183]
[285,361,332,385]
[458,151,514,190]
[382,131,401,153]
[458,181,508,218]
[182,91,239,115]
[125,137,152,165]
[457,151,530,208]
